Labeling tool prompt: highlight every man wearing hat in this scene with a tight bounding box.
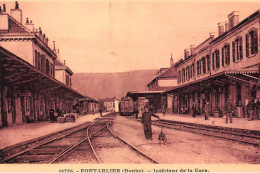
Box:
[141,104,160,140]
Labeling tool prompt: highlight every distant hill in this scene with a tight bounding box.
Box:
[71,69,157,99]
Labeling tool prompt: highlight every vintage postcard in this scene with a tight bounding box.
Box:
[0,0,260,172]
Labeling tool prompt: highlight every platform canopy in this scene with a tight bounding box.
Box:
[164,69,259,95]
[0,46,86,99]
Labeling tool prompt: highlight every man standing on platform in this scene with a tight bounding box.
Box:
[224,98,234,123]
[192,103,197,118]
[243,98,249,118]
[141,105,160,140]
[204,101,210,120]
[248,97,257,121]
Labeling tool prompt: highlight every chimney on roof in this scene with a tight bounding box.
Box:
[39,27,42,35]
[56,49,61,60]
[53,41,56,51]
[64,60,66,65]
[45,37,49,45]
[225,21,229,32]
[15,1,19,9]
[228,11,239,29]
[184,49,190,59]
[10,1,22,24]
[209,32,214,38]
[25,18,34,32]
[170,53,174,67]
[218,22,225,36]
[3,4,6,12]
[0,6,8,31]
[190,45,195,56]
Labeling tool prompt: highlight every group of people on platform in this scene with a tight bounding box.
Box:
[191,97,260,123]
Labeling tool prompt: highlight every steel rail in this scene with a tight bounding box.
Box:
[47,122,107,164]
[106,124,160,164]
[2,123,90,163]
[86,123,102,164]
[46,137,88,164]
[153,121,260,147]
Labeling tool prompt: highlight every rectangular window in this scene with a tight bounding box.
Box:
[37,52,41,71]
[41,54,46,73]
[202,57,206,74]
[182,68,185,82]
[216,50,220,69]
[246,29,258,57]
[212,50,220,70]
[186,66,190,80]
[66,75,70,86]
[232,37,243,62]
[221,44,230,66]
[34,50,38,68]
[178,71,181,83]
[212,53,215,70]
[190,64,193,79]
[197,61,200,76]
[206,55,210,72]
[46,59,49,75]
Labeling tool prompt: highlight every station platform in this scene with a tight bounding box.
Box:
[1,112,259,150]
[155,112,260,132]
[0,113,106,150]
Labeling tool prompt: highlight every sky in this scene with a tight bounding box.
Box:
[2,0,260,73]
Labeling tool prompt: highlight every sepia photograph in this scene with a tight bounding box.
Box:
[0,0,259,172]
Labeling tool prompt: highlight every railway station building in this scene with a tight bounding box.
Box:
[165,10,259,117]
[146,56,178,113]
[0,2,89,127]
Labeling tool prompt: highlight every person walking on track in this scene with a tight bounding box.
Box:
[224,98,234,123]
[204,101,210,120]
[141,105,160,140]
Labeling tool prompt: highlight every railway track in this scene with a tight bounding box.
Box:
[125,116,260,146]
[1,113,159,164]
[87,119,159,164]
[153,119,260,147]
[0,121,93,163]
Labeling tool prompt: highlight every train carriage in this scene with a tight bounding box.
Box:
[119,97,138,116]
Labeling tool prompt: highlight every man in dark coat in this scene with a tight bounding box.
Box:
[141,105,160,140]
[224,98,234,123]
[192,103,197,118]
[49,108,56,121]
[248,97,257,121]
[204,102,210,120]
